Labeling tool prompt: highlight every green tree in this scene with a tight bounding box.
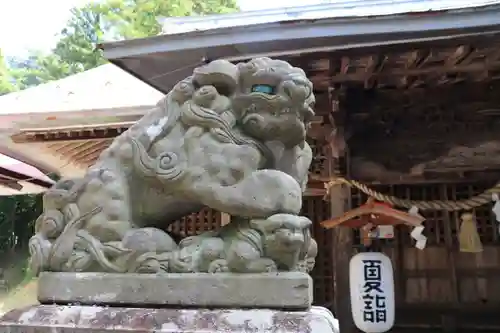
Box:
[52,5,110,75]
[9,52,77,88]
[99,0,239,39]
[0,49,17,95]
[11,0,239,88]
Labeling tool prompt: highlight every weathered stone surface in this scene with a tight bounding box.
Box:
[29,57,318,276]
[0,305,338,333]
[38,272,313,309]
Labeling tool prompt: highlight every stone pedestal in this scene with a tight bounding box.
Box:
[0,304,338,332]
[37,272,313,309]
[0,272,339,333]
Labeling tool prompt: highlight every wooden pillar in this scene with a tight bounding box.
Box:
[327,84,356,332]
[330,184,356,333]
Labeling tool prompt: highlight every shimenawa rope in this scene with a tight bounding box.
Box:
[326,177,500,212]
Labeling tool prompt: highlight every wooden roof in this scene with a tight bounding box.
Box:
[0,64,162,115]
[101,2,500,94]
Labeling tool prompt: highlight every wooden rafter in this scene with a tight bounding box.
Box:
[329,60,500,83]
[298,41,500,91]
[72,140,111,165]
[11,122,133,143]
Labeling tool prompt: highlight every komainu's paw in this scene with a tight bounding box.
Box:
[208,259,230,273]
[249,258,278,273]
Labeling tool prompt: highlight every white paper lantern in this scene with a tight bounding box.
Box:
[349,252,395,333]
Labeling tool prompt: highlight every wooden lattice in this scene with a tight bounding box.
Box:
[167,208,222,238]
[308,138,328,177]
[347,181,500,310]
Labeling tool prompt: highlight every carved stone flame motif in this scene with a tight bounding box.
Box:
[29,57,318,275]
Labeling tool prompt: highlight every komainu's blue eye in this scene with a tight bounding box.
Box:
[251,84,275,94]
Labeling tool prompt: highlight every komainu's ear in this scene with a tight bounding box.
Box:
[250,214,285,233]
[193,60,239,96]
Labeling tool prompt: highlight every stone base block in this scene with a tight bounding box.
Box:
[0,305,339,333]
[38,272,313,309]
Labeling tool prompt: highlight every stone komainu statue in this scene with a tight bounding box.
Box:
[29,57,318,275]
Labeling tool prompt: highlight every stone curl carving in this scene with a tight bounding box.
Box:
[28,57,317,275]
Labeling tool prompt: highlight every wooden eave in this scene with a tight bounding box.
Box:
[283,35,500,96]
[0,165,54,189]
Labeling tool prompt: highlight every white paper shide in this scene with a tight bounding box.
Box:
[349,252,395,333]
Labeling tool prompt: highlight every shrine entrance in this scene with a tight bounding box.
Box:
[164,42,500,331]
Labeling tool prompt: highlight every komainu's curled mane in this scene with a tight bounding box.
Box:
[29,57,318,275]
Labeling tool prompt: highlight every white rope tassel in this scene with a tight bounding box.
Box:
[492,193,500,234]
[408,206,427,250]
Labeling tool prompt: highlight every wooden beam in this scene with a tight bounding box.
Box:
[329,60,500,83]
[15,121,136,133]
[304,188,327,197]
[350,157,500,185]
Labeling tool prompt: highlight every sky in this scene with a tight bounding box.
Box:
[0,0,324,58]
